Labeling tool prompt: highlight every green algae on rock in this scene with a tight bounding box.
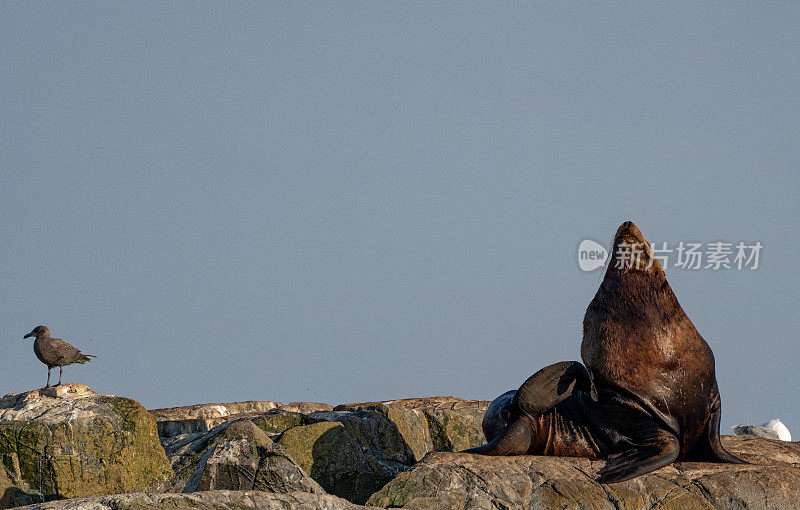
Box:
[182,419,324,494]
[155,396,489,505]
[0,384,173,509]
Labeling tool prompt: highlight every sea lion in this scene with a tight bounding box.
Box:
[465,361,606,459]
[465,221,745,483]
[581,221,745,482]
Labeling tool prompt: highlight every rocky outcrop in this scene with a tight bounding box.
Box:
[0,384,173,509]
[183,420,324,494]
[152,401,332,439]
[165,417,319,494]
[14,490,373,509]
[5,389,797,509]
[274,397,488,504]
[155,396,488,505]
[368,436,800,509]
[334,397,488,460]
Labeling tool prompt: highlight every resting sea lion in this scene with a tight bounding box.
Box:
[465,361,605,458]
[465,221,746,483]
[581,221,745,481]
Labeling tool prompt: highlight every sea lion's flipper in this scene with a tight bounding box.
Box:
[596,424,680,483]
[686,397,749,464]
[513,361,597,416]
[462,416,532,456]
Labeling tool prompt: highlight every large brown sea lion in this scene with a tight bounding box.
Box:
[464,221,745,483]
[581,220,745,481]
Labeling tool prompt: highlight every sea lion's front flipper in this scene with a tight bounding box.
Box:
[686,396,749,464]
[462,416,532,456]
[514,361,597,416]
[596,424,680,483]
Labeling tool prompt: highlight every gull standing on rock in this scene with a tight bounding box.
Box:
[23,325,95,387]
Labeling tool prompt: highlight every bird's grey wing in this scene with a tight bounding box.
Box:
[51,337,85,362]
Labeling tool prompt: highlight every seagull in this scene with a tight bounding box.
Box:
[23,325,96,387]
[732,419,792,442]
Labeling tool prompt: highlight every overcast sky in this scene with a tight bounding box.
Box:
[2,3,798,435]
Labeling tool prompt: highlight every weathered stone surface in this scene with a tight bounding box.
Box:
[277,419,394,505]
[151,401,284,422]
[165,418,315,494]
[334,397,489,461]
[283,402,335,415]
[152,401,332,438]
[151,401,281,439]
[250,410,319,436]
[159,396,488,505]
[0,384,173,509]
[368,436,800,509]
[15,490,373,509]
[185,420,323,495]
[267,397,487,505]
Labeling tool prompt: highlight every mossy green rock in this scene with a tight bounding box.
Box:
[155,397,486,505]
[0,384,173,509]
[183,420,324,494]
[334,397,488,461]
[278,419,401,505]
[250,410,318,435]
[267,397,488,505]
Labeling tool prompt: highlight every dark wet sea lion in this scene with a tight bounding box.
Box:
[464,221,745,483]
[479,390,516,444]
[465,361,607,459]
[581,221,745,482]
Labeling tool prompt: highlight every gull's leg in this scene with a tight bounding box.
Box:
[46,368,51,388]
[57,367,63,386]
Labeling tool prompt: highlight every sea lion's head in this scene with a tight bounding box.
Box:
[24,325,49,339]
[589,221,681,326]
[481,390,516,443]
[605,221,665,278]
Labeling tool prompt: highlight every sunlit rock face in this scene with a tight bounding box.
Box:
[368,436,800,509]
[0,384,173,509]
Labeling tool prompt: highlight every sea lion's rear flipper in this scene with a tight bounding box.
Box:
[596,424,680,483]
[686,397,749,464]
[514,361,597,416]
[462,416,532,456]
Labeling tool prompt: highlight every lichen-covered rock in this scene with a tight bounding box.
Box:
[159,396,488,505]
[273,397,488,505]
[277,421,385,504]
[14,490,374,509]
[166,417,324,495]
[250,409,319,435]
[335,397,488,460]
[367,436,800,509]
[0,384,173,509]
[151,401,282,438]
[151,401,332,439]
[185,420,323,495]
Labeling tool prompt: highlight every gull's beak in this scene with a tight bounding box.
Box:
[23,332,33,339]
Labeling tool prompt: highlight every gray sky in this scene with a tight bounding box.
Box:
[2,3,798,435]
